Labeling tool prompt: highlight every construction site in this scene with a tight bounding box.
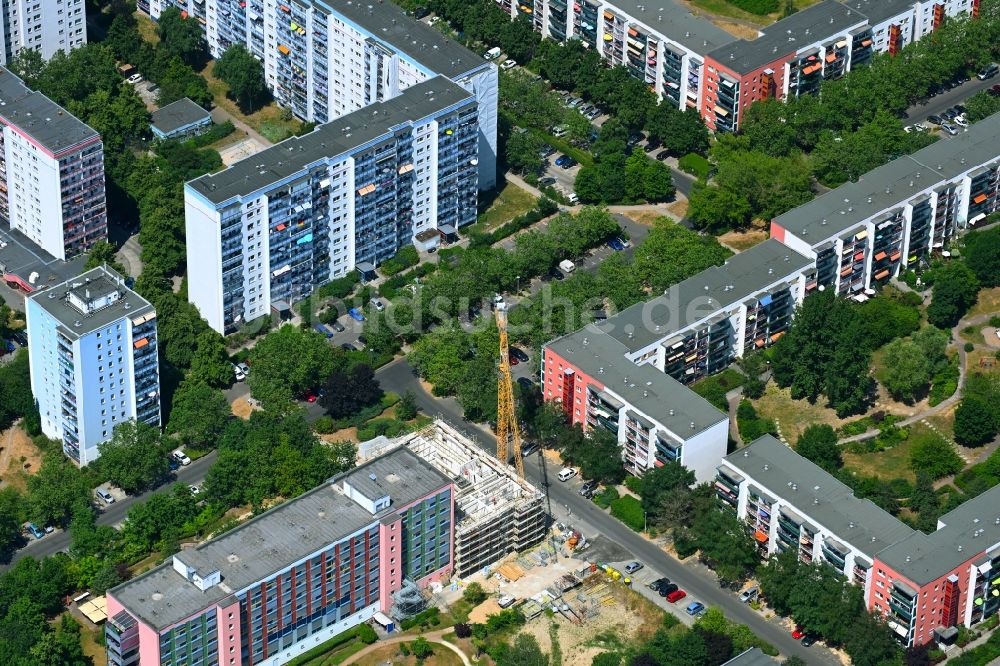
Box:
[359,419,548,578]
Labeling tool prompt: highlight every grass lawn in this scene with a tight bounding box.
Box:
[200,61,302,144]
[968,287,1000,318]
[475,181,537,231]
[134,11,160,44]
[967,349,1000,376]
[752,383,851,444]
[959,324,987,346]
[70,612,107,666]
[353,643,464,666]
[719,228,768,252]
[842,430,918,483]
[690,367,745,410]
[689,0,820,25]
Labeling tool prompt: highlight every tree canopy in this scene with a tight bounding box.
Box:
[97,420,171,495]
[214,44,269,113]
[248,325,338,410]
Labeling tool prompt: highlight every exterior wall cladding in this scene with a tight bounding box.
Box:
[106,449,455,666]
[496,0,977,130]
[143,0,496,191]
[718,435,1000,648]
[184,77,478,334]
[541,111,1000,487]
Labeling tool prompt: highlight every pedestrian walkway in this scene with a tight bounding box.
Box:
[339,628,471,666]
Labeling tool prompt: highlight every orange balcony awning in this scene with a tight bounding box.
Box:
[875,270,890,280]
[974,193,987,204]
[754,530,769,543]
[770,331,785,342]
[854,251,865,261]
[277,44,290,55]
[874,251,887,261]
[133,338,149,349]
[603,10,613,19]
[276,223,286,231]
[825,53,837,63]
[861,38,872,46]
[890,251,901,261]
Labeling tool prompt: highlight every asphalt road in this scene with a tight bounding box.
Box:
[1,452,217,571]
[373,357,840,665]
[905,75,998,122]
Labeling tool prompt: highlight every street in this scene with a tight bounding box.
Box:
[905,74,998,122]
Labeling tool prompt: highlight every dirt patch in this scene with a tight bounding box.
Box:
[230,397,258,420]
[0,424,42,491]
[711,19,762,39]
[621,210,667,226]
[352,642,463,666]
[467,598,501,625]
[981,328,1000,350]
[719,228,768,253]
[666,199,689,220]
[320,427,358,444]
[969,287,1000,318]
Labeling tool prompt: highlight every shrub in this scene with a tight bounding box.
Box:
[593,486,619,509]
[357,623,377,645]
[400,607,441,631]
[285,627,361,666]
[729,0,779,14]
[624,475,643,494]
[678,153,711,180]
[317,273,359,299]
[463,582,488,605]
[189,121,236,148]
[313,416,335,434]
[454,623,472,638]
[610,495,645,531]
[380,246,420,276]
[965,342,976,352]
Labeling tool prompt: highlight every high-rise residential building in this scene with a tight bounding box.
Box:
[718,435,1000,648]
[144,0,497,190]
[0,0,87,65]
[499,0,977,130]
[0,66,107,261]
[185,76,478,334]
[25,267,160,466]
[106,448,455,666]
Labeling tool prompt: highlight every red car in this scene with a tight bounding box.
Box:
[991,84,1000,97]
[666,589,687,603]
[509,354,520,366]
[792,625,806,640]
[303,391,317,403]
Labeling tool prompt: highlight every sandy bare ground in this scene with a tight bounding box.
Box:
[0,423,41,491]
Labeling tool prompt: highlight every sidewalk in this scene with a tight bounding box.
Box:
[339,628,470,666]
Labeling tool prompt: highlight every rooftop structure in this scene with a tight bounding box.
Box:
[605,0,735,53]
[31,267,154,338]
[150,97,212,139]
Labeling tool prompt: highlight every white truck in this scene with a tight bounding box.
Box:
[559,259,576,274]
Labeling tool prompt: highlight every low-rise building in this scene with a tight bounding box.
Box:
[106,448,455,666]
[185,77,479,334]
[25,267,160,466]
[151,98,213,141]
[717,435,1000,647]
[0,67,107,261]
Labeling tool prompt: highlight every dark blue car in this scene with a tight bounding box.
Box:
[607,238,625,251]
[314,324,333,338]
[348,308,366,322]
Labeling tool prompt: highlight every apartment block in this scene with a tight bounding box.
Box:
[772,112,1000,297]
[145,0,497,190]
[361,420,547,578]
[0,0,86,65]
[0,67,107,261]
[717,435,1000,647]
[25,267,161,466]
[540,240,812,481]
[185,77,478,335]
[106,448,454,666]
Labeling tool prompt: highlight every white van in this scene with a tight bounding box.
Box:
[558,259,576,274]
[96,487,115,504]
[557,467,577,482]
[485,47,502,60]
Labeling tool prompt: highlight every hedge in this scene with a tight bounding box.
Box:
[284,626,361,666]
[380,245,420,276]
[948,628,1000,666]
[317,273,360,300]
[678,153,711,180]
[188,120,236,148]
[728,0,779,14]
[610,495,645,531]
[623,475,643,495]
[399,607,441,631]
[593,486,619,509]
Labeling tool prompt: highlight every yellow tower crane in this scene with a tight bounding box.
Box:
[495,300,525,478]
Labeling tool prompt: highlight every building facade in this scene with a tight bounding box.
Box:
[106,449,455,666]
[25,267,161,466]
[772,112,1000,297]
[144,0,497,190]
[185,77,478,334]
[717,435,1000,648]
[0,67,107,261]
[0,0,86,65]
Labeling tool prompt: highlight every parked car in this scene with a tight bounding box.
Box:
[739,587,759,603]
[237,362,250,377]
[926,114,944,125]
[172,449,192,466]
[330,320,346,332]
[548,267,565,281]
[624,561,644,574]
[510,347,529,362]
[801,634,818,647]
[302,390,317,403]
[648,577,670,591]
[516,376,535,391]
[903,125,914,133]
[559,259,576,273]
[685,602,706,616]
[26,523,45,539]
[655,149,672,161]
[991,83,1000,97]
[188,484,201,495]
[953,114,969,127]
[579,480,599,498]
[607,237,626,251]
[96,487,115,504]
[977,63,998,80]
[500,59,517,71]
[11,331,27,346]
[314,323,334,338]
[485,46,502,60]
[941,123,959,136]
[666,589,687,603]
[659,583,679,597]
[497,594,517,608]
[508,353,519,366]
[557,467,577,482]
[554,155,571,167]
[348,308,366,321]
[371,298,386,312]
[126,73,143,85]
[539,176,557,185]
[791,625,806,640]
[232,362,246,381]
[341,343,358,351]
[520,441,541,457]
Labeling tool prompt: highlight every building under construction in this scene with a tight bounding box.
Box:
[361,420,547,578]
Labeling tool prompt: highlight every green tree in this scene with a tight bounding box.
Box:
[319,364,383,419]
[248,325,337,410]
[962,226,1000,287]
[689,498,760,582]
[910,434,963,479]
[687,184,753,233]
[592,653,622,666]
[927,261,979,329]
[573,427,625,485]
[156,56,213,108]
[504,129,544,174]
[881,338,932,403]
[963,89,1000,122]
[910,472,939,533]
[953,395,998,447]
[156,7,207,67]
[410,636,433,659]
[26,457,92,527]
[795,424,842,472]
[641,159,675,202]
[213,44,269,112]
[639,462,695,527]
[644,104,709,157]
[83,241,127,275]
[98,420,170,494]
[911,326,950,375]
[397,389,418,421]
[0,487,25,558]
[495,633,547,666]
[90,561,125,594]
[168,379,232,448]
[463,582,488,605]
[843,613,900,666]
[188,330,234,388]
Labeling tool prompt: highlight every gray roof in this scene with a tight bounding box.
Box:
[836,0,916,25]
[722,648,780,666]
[707,0,867,74]
[187,76,472,206]
[28,266,155,339]
[110,448,452,631]
[606,0,734,54]
[878,484,1000,586]
[600,239,810,353]
[0,67,100,155]
[150,97,211,135]
[545,327,726,438]
[774,113,1000,244]
[326,0,485,79]
[723,436,913,559]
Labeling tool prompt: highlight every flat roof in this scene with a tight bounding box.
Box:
[724,436,914,559]
[110,448,451,631]
[722,648,780,666]
[607,0,735,54]
[774,113,1000,243]
[0,67,99,155]
[28,266,155,339]
[0,219,86,289]
[150,97,211,135]
[601,239,811,352]
[186,76,472,206]
[707,0,867,74]
[546,327,726,438]
[837,0,916,25]
[878,484,1000,585]
[326,0,485,79]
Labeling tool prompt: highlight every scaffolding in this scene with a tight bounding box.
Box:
[362,420,547,578]
[390,579,427,620]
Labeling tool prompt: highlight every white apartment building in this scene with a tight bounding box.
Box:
[0,67,107,261]
[0,0,86,64]
[185,76,478,335]
[26,267,161,466]
[772,112,1000,297]
[146,0,498,190]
